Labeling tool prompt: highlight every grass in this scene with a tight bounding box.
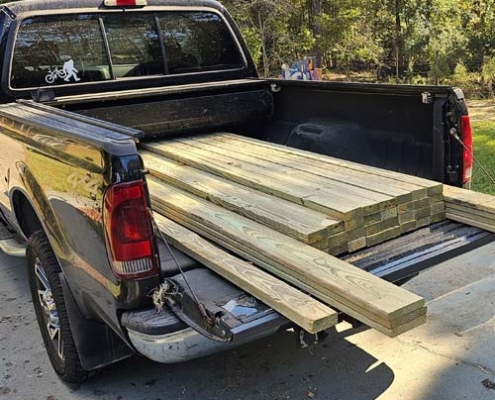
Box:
[472,120,495,195]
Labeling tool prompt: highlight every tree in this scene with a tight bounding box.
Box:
[221,0,495,93]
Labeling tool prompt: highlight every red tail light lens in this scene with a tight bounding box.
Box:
[461,115,473,184]
[104,180,158,279]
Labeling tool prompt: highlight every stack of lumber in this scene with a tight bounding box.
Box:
[140,133,443,336]
[444,185,495,232]
[142,132,445,255]
[148,178,427,337]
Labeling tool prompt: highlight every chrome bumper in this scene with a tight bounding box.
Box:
[128,324,280,363]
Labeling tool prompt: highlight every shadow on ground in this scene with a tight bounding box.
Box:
[77,327,394,400]
[0,251,394,400]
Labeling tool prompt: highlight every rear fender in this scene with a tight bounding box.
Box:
[11,161,70,255]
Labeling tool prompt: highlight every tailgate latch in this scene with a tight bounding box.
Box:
[422,92,433,104]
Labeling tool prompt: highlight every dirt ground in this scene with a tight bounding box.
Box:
[467,100,495,121]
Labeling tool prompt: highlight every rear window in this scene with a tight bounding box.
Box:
[10,11,245,89]
[11,14,110,88]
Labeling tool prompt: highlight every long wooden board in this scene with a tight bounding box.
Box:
[446,213,495,233]
[443,186,495,231]
[153,213,338,333]
[195,135,425,204]
[446,208,495,225]
[148,179,425,331]
[162,139,391,215]
[444,185,495,212]
[142,151,343,244]
[176,135,437,248]
[213,132,443,195]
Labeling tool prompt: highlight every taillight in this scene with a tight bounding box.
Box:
[461,115,473,184]
[103,180,158,279]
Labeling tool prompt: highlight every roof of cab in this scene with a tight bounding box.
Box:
[2,0,225,17]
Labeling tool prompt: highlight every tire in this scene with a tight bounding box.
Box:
[27,231,88,383]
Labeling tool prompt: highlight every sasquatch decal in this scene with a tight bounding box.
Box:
[62,58,80,82]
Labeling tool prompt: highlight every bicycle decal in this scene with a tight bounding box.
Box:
[44,67,67,84]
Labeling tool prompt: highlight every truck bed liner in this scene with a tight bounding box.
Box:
[344,220,495,282]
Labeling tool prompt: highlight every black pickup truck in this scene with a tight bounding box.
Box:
[0,0,491,383]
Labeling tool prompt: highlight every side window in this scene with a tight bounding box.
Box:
[158,12,245,74]
[11,15,110,89]
[103,14,164,78]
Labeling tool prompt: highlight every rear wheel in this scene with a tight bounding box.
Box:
[27,231,88,383]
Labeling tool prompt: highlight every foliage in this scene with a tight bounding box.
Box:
[222,0,495,97]
[452,63,483,98]
[481,57,495,96]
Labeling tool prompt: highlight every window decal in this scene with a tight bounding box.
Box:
[44,58,80,84]
[62,58,80,82]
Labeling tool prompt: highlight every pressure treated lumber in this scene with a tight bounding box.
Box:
[329,243,349,256]
[146,139,392,217]
[400,220,418,234]
[144,132,443,255]
[445,213,495,233]
[142,151,343,244]
[327,232,352,255]
[212,132,443,196]
[151,202,426,337]
[445,202,494,220]
[445,208,495,225]
[187,137,398,211]
[153,213,338,333]
[196,135,425,205]
[148,179,425,332]
[444,185,495,212]
[431,212,446,224]
[170,134,441,247]
[143,141,369,229]
[444,186,495,231]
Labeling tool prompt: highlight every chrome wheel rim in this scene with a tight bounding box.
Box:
[35,258,64,361]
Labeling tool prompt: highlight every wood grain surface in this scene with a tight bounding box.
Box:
[153,213,338,333]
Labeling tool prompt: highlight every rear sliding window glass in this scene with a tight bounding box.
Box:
[103,14,164,78]
[10,11,244,89]
[11,15,110,88]
[158,12,244,74]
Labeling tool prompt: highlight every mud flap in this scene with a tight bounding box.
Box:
[60,274,133,370]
